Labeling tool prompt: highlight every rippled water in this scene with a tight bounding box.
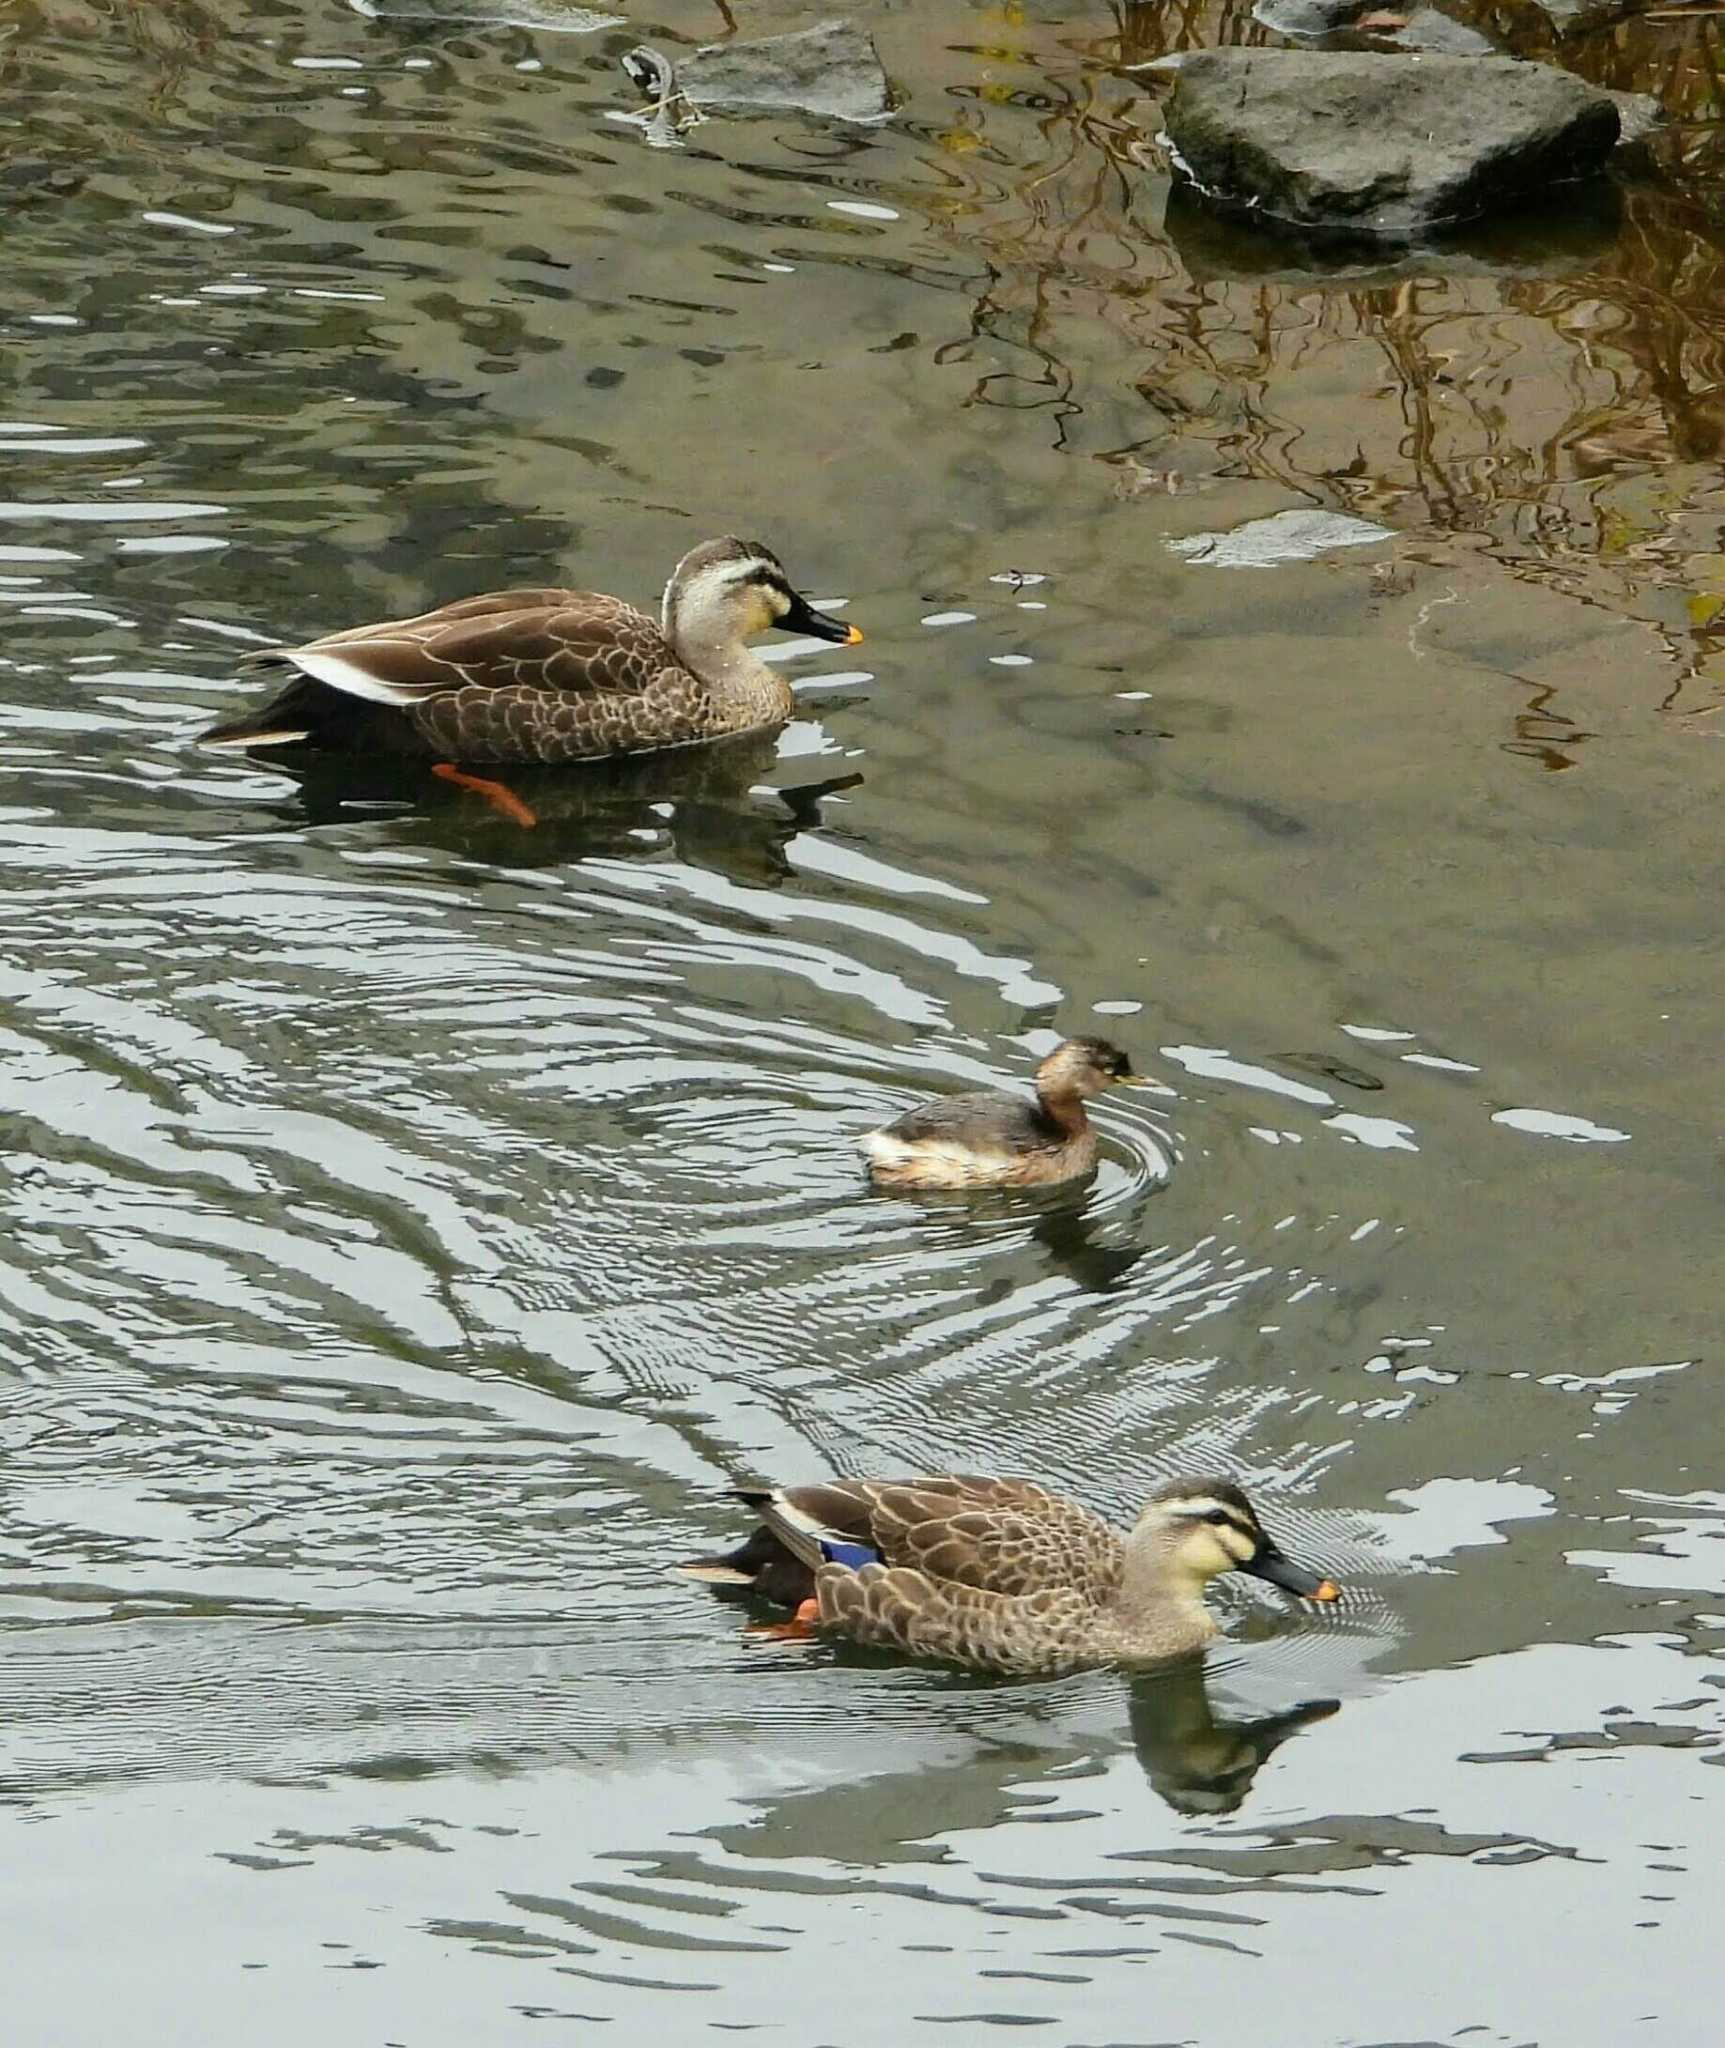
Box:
[3,0,1722,2039]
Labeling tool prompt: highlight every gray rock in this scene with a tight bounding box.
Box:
[652,21,891,121]
[1165,52,1622,235]
[1252,0,1361,31]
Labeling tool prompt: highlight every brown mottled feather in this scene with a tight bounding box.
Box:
[801,1478,1121,1673]
[304,596,667,702]
[817,1565,1099,1676]
[854,1482,1120,1601]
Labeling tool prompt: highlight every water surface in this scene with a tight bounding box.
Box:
[2,0,1721,2039]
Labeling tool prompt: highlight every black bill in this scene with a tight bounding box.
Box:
[1240,1540,1341,1603]
[782,590,862,645]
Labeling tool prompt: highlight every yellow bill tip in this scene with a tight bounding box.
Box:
[844,623,864,645]
[1311,1579,1342,1604]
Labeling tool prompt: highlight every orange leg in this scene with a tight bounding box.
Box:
[431,761,538,828]
[744,1597,821,1644]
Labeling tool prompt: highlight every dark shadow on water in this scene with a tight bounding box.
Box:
[255,732,864,885]
[866,1175,1167,1293]
[1163,176,1623,288]
[1028,1198,1158,1294]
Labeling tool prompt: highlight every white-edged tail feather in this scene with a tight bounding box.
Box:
[200,727,311,749]
[736,1486,836,1572]
[289,647,426,707]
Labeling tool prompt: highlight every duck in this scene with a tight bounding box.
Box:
[198,536,860,766]
[860,1036,1139,1189]
[676,1473,1340,1676]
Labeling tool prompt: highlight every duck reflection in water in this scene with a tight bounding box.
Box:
[704,1659,1336,1839]
[250,727,863,887]
[878,1179,1158,1294]
[1127,1659,1338,1816]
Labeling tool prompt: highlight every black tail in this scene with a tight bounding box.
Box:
[199,664,324,750]
[671,1525,815,1607]
[200,665,399,753]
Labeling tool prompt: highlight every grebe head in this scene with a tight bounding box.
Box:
[1033,1035,1135,1101]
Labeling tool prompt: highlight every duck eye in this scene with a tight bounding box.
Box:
[1205,1510,1230,1527]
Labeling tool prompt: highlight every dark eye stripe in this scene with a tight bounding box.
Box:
[1182,1506,1255,1537]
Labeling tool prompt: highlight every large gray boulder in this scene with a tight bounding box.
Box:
[1165,52,1623,235]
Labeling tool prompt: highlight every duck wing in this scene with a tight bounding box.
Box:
[754,1475,1119,1602]
[861,1480,1123,1601]
[262,591,674,707]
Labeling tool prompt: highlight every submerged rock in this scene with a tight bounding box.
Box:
[1163,177,1620,284]
[352,0,621,28]
[1253,0,1498,53]
[1166,509,1394,569]
[1603,86,1664,160]
[1164,51,1623,236]
[624,21,891,123]
[1527,0,1651,32]
[0,160,87,202]
[1372,9,1500,54]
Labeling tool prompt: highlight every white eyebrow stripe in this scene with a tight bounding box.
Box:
[1166,1496,1258,1530]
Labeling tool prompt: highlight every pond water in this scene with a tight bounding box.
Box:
[2,0,1722,2039]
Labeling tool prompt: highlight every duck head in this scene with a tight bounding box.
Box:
[663,537,860,654]
[1133,1478,1341,1604]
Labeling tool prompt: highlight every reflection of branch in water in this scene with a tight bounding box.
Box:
[1115,0,1265,69]
[907,34,1189,450]
[966,266,1083,449]
[1499,676,1600,773]
[922,0,1725,717]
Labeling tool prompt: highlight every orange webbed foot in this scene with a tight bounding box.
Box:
[744,1597,822,1645]
[431,762,538,828]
